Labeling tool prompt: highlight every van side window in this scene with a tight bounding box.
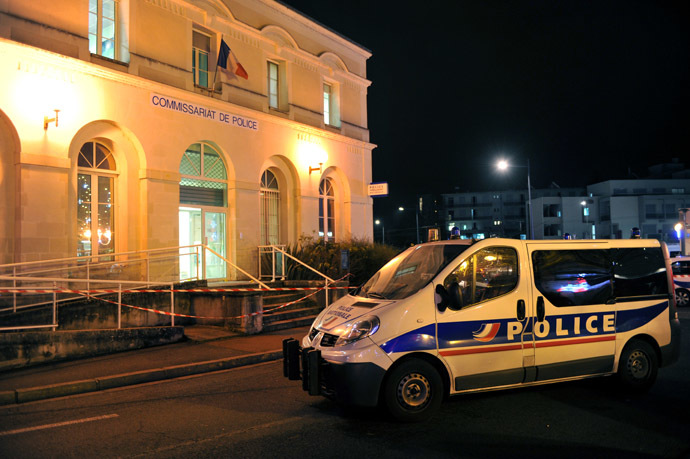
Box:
[672,260,690,275]
[532,250,613,307]
[444,247,518,308]
[612,248,668,298]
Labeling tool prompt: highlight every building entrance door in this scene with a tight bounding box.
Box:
[179,207,226,280]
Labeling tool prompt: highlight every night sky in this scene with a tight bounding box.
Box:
[280,0,689,214]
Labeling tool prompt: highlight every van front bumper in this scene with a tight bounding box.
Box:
[282,338,386,407]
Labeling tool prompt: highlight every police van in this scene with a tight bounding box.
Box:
[672,256,690,307]
[283,238,681,421]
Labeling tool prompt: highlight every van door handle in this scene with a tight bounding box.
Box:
[536,296,545,322]
[517,299,525,321]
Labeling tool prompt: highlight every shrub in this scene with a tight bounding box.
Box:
[283,236,399,286]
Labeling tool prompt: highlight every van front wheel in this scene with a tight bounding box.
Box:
[383,359,443,422]
[618,339,658,391]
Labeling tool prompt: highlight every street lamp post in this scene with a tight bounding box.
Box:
[398,206,420,244]
[497,159,534,239]
[375,219,384,245]
[581,200,588,239]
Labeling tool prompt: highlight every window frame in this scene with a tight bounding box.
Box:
[267,60,280,109]
[192,30,211,88]
[260,170,280,245]
[77,141,118,258]
[323,83,332,125]
[89,0,119,60]
[179,142,228,208]
[319,178,336,242]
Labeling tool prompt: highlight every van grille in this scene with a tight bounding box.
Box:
[320,332,339,347]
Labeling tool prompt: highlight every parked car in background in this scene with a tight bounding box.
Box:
[672,256,690,307]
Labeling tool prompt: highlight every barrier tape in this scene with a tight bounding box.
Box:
[87,280,328,320]
[14,273,354,321]
[0,286,351,294]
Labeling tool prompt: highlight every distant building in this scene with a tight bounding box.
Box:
[0,0,375,275]
[441,163,690,245]
[441,186,585,240]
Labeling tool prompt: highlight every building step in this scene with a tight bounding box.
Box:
[263,296,317,312]
[263,306,321,324]
[262,315,317,333]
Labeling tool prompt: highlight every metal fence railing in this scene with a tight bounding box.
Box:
[0,245,270,331]
[258,245,336,306]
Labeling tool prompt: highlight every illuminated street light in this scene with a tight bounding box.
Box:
[496,158,533,239]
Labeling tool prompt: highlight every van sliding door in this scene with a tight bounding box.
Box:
[527,243,616,381]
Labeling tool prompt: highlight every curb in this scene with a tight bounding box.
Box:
[0,349,283,406]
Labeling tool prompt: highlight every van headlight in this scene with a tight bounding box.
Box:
[335,316,380,347]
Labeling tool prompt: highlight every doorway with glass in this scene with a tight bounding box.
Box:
[178,142,229,281]
[179,207,226,280]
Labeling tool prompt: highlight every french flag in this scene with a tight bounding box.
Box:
[217,38,248,80]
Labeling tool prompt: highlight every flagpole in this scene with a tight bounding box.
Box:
[212,66,219,96]
[211,36,222,97]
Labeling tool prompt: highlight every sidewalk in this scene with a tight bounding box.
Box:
[0,325,310,405]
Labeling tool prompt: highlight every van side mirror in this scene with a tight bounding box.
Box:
[435,284,449,312]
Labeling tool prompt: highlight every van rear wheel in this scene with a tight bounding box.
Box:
[676,289,689,307]
[383,359,443,422]
[618,339,658,391]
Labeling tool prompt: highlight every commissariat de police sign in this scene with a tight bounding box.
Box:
[151,93,259,131]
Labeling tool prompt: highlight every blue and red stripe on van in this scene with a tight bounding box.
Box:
[378,301,668,355]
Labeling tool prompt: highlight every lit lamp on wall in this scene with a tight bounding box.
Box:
[300,141,328,175]
[44,109,60,130]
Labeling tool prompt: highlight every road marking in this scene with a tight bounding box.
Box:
[0,414,119,436]
[130,417,302,457]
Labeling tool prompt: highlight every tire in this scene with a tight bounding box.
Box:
[382,359,443,422]
[676,289,689,307]
[618,339,658,391]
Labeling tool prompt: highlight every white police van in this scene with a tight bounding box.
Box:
[283,238,681,421]
[672,256,690,307]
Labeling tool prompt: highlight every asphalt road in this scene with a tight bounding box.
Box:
[1,310,689,458]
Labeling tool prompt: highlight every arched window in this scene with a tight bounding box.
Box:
[319,178,335,241]
[179,143,228,279]
[179,143,227,206]
[77,141,116,257]
[260,170,280,245]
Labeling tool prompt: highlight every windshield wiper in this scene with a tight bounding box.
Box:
[366,291,388,300]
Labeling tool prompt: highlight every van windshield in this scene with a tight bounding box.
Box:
[358,244,469,300]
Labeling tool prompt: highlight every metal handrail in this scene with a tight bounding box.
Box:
[259,245,336,307]
[267,245,336,283]
[0,244,202,271]
[203,245,269,289]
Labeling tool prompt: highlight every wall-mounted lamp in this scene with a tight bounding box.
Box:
[309,163,323,174]
[44,109,60,130]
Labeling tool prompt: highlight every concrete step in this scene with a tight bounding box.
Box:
[263,306,321,324]
[262,315,317,333]
[263,297,317,312]
[262,291,315,306]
